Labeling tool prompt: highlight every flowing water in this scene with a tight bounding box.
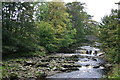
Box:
[46,42,106,79]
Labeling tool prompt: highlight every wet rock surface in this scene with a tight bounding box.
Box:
[46,44,110,79]
[2,42,111,79]
[2,53,80,79]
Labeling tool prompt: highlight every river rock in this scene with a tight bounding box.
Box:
[65,61,75,63]
[75,50,86,54]
[36,63,49,67]
[62,64,73,68]
[104,63,112,68]
[9,72,18,80]
[93,65,100,68]
[62,64,81,68]
[97,53,104,56]
[36,72,47,79]
[85,64,90,67]
[71,58,79,61]
[48,56,60,59]
[92,58,97,61]
[16,60,22,63]
[0,62,5,66]
[69,67,79,71]
[99,66,105,69]
[24,61,34,66]
[72,64,81,67]
[71,55,79,58]
[52,67,58,71]
[19,66,27,71]
[86,50,89,54]
[59,67,67,72]
[61,67,79,72]
[41,59,51,62]
[28,77,36,80]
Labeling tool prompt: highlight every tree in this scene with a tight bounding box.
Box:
[35,2,76,52]
[99,9,119,63]
[66,2,91,42]
[36,21,57,52]
[83,19,99,36]
[2,2,38,53]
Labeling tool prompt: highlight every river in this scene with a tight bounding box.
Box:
[46,42,107,79]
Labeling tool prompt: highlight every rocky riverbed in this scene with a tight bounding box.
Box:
[46,42,113,79]
[2,42,112,80]
[2,53,82,80]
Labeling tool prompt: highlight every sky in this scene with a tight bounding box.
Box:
[63,0,119,22]
[48,0,119,22]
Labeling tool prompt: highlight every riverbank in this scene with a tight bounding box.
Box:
[106,64,120,79]
[2,38,115,79]
[1,41,110,79]
[2,53,81,79]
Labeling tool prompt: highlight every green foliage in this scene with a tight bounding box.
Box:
[2,2,38,53]
[107,64,120,78]
[36,21,58,52]
[2,2,94,55]
[66,2,93,42]
[84,20,99,36]
[99,9,119,63]
[35,2,76,52]
[35,2,49,21]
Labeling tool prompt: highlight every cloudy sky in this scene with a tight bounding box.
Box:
[48,0,119,22]
[64,0,119,22]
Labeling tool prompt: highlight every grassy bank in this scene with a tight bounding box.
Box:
[107,64,120,79]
